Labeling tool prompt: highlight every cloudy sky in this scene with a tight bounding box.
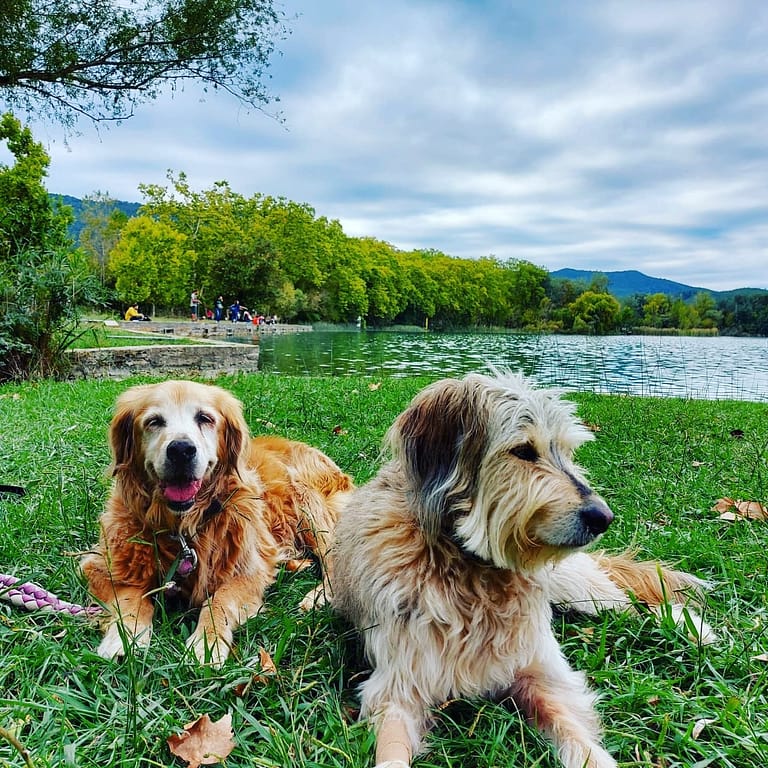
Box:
[16,0,768,290]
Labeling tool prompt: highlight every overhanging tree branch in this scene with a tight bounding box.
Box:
[0,0,290,125]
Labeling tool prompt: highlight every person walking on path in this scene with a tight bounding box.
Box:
[190,290,200,320]
[214,295,225,322]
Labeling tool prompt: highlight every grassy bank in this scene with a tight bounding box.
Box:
[70,324,202,349]
[1,374,766,767]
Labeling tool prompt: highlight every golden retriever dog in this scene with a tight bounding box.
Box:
[328,372,713,768]
[81,380,353,667]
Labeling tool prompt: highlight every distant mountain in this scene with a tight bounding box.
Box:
[52,194,141,241]
[550,268,768,300]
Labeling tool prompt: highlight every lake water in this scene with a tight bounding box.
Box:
[252,331,768,402]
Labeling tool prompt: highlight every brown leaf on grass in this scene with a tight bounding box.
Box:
[712,497,768,521]
[167,714,235,768]
[332,425,348,436]
[583,422,601,432]
[752,652,768,663]
[231,648,278,695]
[368,382,381,391]
[258,647,277,676]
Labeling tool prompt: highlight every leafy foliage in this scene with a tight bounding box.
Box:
[0,112,102,381]
[0,113,71,261]
[108,215,195,310]
[0,0,288,125]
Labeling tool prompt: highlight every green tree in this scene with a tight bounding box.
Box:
[396,250,440,327]
[355,238,407,325]
[505,259,549,328]
[0,113,99,381]
[642,293,672,328]
[78,192,129,285]
[108,216,195,312]
[692,291,721,329]
[0,0,288,125]
[0,112,70,261]
[568,291,621,334]
[318,221,368,323]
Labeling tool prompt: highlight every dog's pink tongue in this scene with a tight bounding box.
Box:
[162,480,202,503]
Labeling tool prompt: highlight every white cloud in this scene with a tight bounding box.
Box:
[5,0,768,291]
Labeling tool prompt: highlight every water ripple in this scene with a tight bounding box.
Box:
[254,331,768,401]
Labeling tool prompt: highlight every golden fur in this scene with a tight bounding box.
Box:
[81,380,353,666]
[327,372,713,768]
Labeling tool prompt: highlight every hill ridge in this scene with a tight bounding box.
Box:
[551,267,766,300]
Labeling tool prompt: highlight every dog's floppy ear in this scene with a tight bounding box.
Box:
[387,377,489,541]
[109,391,140,471]
[216,389,250,474]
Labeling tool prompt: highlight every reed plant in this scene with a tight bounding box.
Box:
[0,374,766,767]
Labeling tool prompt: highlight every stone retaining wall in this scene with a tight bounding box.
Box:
[117,320,311,337]
[67,343,259,380]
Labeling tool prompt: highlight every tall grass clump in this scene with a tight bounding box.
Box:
[1,373,766,767]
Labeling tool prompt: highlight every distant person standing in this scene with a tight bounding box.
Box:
[214,295,225,322]
[190,290,200,320]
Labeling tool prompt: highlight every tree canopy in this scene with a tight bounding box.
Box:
[0,0,288,125]
[0,112,100,381]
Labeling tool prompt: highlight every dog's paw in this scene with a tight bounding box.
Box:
[299,583,327,612]
[96,624,151,660]
[650,603,718,645]
[561,743,616,768]
[585,747,617,768]
[187,627,231,667]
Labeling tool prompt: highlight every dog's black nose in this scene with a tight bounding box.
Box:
[167,439,197,466]
[579,501,614,535]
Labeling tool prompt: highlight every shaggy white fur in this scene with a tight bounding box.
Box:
[328,372,713,768]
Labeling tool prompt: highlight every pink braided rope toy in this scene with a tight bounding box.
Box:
[0,573,102,618]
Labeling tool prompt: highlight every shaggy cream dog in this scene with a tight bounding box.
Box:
[328,372,713,768]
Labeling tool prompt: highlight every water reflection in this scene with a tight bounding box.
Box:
[251,331,768,401]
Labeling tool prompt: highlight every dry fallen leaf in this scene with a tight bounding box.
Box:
[258,647,277,676]
[232,648,279,695]
[332,425,348,436]
[368,382,381,391]
[691,718,716,740]
[712,497,768,521]
[167,713,235,768]
[752,652,768,663]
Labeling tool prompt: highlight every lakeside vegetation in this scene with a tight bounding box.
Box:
[90,175,765,337]
[0,374,766,767]
[2,112,768,382]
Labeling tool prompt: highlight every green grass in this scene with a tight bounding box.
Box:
[1,375,767,767]
[69,324,202,349]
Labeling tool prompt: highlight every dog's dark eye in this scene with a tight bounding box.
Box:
[196,411,215,426]
[510,443,538,462]
[145,415,165,429]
